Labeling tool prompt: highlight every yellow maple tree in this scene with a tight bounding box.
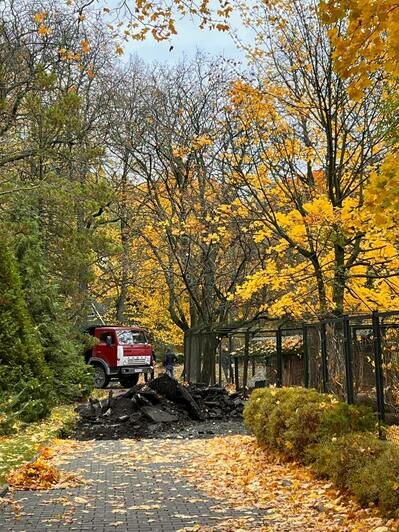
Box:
[222,0,399,318]
[319,0,399,226]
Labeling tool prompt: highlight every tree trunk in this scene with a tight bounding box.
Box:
[200,332,218,385]
[332,243,346,316]
[116,154,130,323]
[116,227,130,323]
[188,332,202,382]
[310,254,328,316]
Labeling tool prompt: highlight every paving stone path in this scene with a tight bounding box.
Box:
[0,437,266,532]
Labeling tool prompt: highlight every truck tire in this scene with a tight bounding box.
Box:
[92,363,110,388]
[119,374,139,388]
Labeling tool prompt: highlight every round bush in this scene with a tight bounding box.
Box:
[244,387,376,460]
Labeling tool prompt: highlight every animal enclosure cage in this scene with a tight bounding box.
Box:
[184,311,399,423]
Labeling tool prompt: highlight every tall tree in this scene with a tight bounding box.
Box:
[224,0,398,317]
[103,57,261,381]
[0,232,54,425]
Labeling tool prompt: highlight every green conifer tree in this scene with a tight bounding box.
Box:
[14,220,93,403]
[0,233,54,427]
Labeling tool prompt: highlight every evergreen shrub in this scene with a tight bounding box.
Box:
[244,387,399,516]
[244,387,375,460]
[307,432,386,488]
[14,222,94,403]
[0,227,93,434]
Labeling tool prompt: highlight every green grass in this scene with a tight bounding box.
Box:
[89,388,112,401]
[0,404,77,485]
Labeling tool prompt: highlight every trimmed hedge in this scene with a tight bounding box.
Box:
[244,387,376,460]
[309,433,399,515]
[244,387,399,516]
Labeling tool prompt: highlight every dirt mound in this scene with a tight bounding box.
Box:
[74,374,245,440]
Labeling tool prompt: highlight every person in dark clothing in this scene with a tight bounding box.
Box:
[221,346,233,383]
[163,347,178,378]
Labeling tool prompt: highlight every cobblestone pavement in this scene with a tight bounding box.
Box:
[0,436,266,532]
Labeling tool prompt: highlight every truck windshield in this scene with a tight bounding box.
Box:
[116,330,146,345]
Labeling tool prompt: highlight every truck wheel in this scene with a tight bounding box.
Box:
[119,374,139,388]
[92,364,110,388]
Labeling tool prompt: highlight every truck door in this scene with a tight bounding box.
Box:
[94,330,117,368]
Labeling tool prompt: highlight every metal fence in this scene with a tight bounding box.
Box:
[184,310,399,423]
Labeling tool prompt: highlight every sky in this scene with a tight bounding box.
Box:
[123,20,247,65]
[101,1,253,66]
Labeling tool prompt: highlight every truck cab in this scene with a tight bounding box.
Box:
[85,325,154,388]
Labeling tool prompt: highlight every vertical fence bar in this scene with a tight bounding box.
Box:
[343,316,354,404]
[218,338,222,386]
[234,355,239,392]
[228,335,234,384]
[320,321,328,393]
[242,329,250,390]
[251,331,256,377]
[372,311,385,424]
[196,333,203,383]
[276,327,283,387]
[210,333,217,386]
[302,324,309,388]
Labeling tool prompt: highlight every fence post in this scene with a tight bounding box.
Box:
[372,311,385,424]
[228,335,234,383]
[234,355,239,392]
[276,327,283,387]
[218,338,222,386]
[320,321,328,393]
[197,332,203,383]
[343,316,354,404]
[302,324,309,388]
[242,329,250,391]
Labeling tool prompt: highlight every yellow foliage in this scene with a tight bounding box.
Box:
[320,0,399,84]
[37,25,51,37]
[319,1,399,225]
[366,153,399,226]
[81,39,90,53]
[33,11,47,24]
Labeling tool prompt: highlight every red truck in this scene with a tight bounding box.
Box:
[84,325,154,388]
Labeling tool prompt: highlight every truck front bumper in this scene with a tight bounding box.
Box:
[119,366,154,375]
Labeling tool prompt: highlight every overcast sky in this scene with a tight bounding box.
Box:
[120,11,251,66]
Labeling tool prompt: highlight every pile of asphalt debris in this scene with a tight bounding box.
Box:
[74,374,245,440]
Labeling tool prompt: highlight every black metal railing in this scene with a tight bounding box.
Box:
[184,310,399,424]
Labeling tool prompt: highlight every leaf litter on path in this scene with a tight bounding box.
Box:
[2,433,399,531]
[6,442,85,491]
[176,435,399,531]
